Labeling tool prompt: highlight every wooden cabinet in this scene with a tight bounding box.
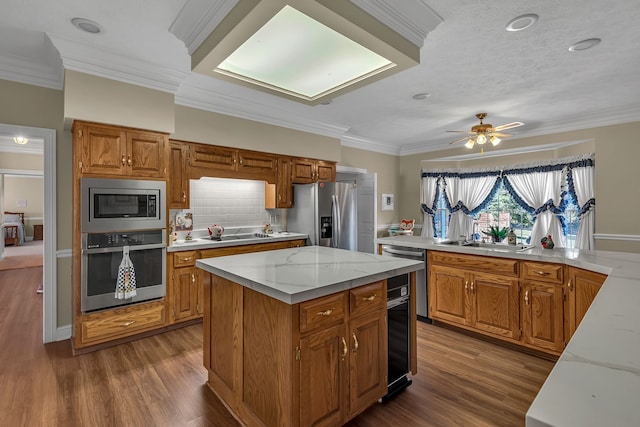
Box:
[168,141,190,209]
[428,251,520,341]
[566,266,606,341]
[74,121,167,178]
[265,156,294,209]
[33,224,43,240]
[292,158,336,183]
[203,274,389,426]
[169,250,200,323]
[189,143,237,172]
[188,143,277,182]
[521,281,565,354]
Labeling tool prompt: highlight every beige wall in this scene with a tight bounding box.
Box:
[173,105,342,161]
[3,175,44,237]
[64,70,176,133]
[339,146,400,233]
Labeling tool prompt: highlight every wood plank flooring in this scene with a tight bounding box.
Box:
[0,267,554,426]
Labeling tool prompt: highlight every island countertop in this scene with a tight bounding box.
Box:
[196,245,424,304]
[377,235,640,427]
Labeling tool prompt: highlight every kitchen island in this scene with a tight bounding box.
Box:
[196,246,424,427]
[377,235,640,427]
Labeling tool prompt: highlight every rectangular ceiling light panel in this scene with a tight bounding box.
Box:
[215,5,395,100]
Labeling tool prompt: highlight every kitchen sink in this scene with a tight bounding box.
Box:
[436,240,534,252]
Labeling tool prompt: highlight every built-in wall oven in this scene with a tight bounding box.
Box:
[81,229,166,312]
[80,177,167,313]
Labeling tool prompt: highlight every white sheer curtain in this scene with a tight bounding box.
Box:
[444,175,499,240]
[504,170,566,248]
[571,165,595,250]
[420,176,440,238]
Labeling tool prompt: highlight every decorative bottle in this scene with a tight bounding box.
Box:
[507,228,517,245]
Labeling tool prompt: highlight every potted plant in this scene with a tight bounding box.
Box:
[482,225,509,243]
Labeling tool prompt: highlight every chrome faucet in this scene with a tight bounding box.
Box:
[472,222,479,242]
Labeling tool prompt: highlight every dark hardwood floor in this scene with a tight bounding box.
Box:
[0,267,554,426]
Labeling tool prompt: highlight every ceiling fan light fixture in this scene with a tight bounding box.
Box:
[464,138,475,149]
[490,136,501,146]
[476,133,487,145]
[13,136,28,145]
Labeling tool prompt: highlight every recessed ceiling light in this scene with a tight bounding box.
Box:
[568,38,601,52]
[71,18,103,34]
[412,92,430,100]
[506,14,539,32]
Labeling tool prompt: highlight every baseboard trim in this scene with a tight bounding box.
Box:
[56,324,72,341]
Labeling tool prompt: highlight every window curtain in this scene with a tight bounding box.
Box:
[568,158,595,249]
[503,168,566,248]
[420,176,440,238]
[443,174,501,240]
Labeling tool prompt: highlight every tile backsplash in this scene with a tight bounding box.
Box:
[187,177,274,229]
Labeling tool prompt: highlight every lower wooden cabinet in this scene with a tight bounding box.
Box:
[203,274,388,426]
[428,250,607,356]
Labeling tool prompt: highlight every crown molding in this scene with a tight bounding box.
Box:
[341,133,399,155]
[47,33,190,94]
[176,76,349,139]
[170,0,239,55]
[0,52,63,90]
[350,0,443,47]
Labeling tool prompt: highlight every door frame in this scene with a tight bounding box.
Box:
[0,124,57,343]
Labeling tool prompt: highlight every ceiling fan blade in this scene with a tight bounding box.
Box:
[490,132,512,138]
[446,130,472,133]
[449,136,471,145]
[494,121,524,131]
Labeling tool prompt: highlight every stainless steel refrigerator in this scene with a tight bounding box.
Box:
[287,182,357,250]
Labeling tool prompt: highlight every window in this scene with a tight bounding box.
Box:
[433,192,448,239]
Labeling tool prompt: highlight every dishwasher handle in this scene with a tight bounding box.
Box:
[387,296,410,309]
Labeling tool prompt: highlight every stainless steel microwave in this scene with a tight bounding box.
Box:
[81,177,166,232]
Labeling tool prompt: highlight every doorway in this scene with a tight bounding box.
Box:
[0,124,56,343]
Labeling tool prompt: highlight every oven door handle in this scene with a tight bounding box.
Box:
[82,243,166,254]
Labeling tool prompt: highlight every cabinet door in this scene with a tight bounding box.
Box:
[276,157,293,208]
[189,143,238,171]
[168,141,189,208]
[171,266,198,322]
[316,161,336,182]
[80,124,128,175]
[567,267,606,340]
[522,282,564,353]
[471,272,520,340]
[300,323,348,427]
[292,158,316,183]
[348,312,387,417]
[238,150,277,179]
[127,131,166,177]
[429,265,470,326]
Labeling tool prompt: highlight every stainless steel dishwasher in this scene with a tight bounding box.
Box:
[381,244,430,323]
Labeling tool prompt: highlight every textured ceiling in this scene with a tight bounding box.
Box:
[1,0,639,156]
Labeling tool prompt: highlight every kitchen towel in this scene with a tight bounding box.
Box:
[115,246,137,299]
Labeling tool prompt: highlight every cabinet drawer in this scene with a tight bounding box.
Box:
[350,281,385,317]
[81,302,166,345]
[173,250,198,267]
[429,251,519,277]
[299,292,346,334]
[522,261,564,284]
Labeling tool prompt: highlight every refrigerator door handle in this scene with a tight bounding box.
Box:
[331,194,340,248]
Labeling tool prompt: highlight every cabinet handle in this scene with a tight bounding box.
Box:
[239,158,243,165]
[182,191,186,202]
[533,270,550,276]
[363,294,377,302]
[352,333,359,353]
[127,155,132,166]
[341,337,348,359]
[180,257,192,262]
[278,194,281,201]
[465,281,469,292]
[121,155,126,166]
[524,291,530,305]
[568,279,574,291]
[120,321,135,327]
[317,308,334,316]
[192,274,196,283]
[470,281,475,292]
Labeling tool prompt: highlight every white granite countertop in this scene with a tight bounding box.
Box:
[377,235,640,427]
[196,245,424,304]
[167,231,308,253]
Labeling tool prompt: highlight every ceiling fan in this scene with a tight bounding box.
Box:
[447,113,524,150]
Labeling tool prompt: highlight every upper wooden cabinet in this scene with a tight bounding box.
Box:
[189,143,237,171]
[74,121,167,178]
[188,143,277,182]
[168,141,190,209]
[292,158,336,183]
[266,156,293,209]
